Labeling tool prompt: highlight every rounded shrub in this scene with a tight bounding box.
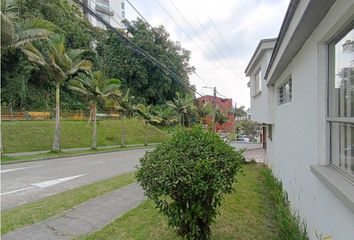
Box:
[136,126,244,240]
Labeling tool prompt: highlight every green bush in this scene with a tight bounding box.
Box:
[136,126,244,240]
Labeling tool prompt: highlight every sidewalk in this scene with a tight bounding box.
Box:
[6,143,160,157]
[2,183,146,240]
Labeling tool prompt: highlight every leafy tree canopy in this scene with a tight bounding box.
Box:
[97,18,195,105]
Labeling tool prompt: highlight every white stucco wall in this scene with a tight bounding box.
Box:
[250,50,274,123]
[265,1,354,239]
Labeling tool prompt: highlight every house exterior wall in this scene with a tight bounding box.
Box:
[249,50,274,124]
[196,96,235,133]
[264,1,354,240]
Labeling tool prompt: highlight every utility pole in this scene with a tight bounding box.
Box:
[212,87,216,132]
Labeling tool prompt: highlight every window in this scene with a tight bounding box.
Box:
[253,69,261,96]
[328,25,354,180]
[268,124,272,141]
[278,78,292,104]
[122,10,125,19]
[121,2,125,9]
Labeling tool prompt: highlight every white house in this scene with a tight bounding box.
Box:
[245,0,354,239]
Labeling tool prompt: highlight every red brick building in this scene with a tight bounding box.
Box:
[196,96,235,133]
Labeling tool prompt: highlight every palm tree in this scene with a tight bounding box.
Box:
[167,93,196,127]
[136,104,161,146]
[215,107,229,126]
[153,105,179,130]
[196,101,212,125]
[69,71,121,149]
[22,34,92,151]
[111,89,135,147]
[1,0,56,52]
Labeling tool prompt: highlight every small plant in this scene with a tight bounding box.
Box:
[136,126,244,240]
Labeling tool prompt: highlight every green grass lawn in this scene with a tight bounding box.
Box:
[78,164,278,240]
[0,172,136,235]
[2,118,170,153]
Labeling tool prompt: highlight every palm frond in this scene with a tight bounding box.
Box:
[69,60,92,75]
[11,19,56,48]
[67,48,87,61]
[20,43,46,65]
[1,0,17,17]
[68,79,91,95]
[1,12,14,49]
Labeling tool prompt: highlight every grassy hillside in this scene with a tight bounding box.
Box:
[2,118,170,153]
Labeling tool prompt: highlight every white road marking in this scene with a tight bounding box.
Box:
[1,165,43,174]
[1,187,33,196]
[31,174,87,188]
[1,174,87,196]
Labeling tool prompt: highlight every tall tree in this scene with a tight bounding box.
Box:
[22,34,92,151]
[1,0,56,52]
[97,19,195,105]
[215,107,228,126]
[136,104,161,146]
[153,105,179,129]
[196,101,212,124]
[233,105,247,117]
[110,89,135,147]
[167,93,196,127]
[69,71,121,149]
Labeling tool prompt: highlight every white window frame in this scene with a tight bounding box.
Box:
[327,23,354,182]
[278,78,292,105]
[252,69,262,96]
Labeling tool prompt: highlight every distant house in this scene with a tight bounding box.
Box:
[245,0,354,239]
[196,95,235,133]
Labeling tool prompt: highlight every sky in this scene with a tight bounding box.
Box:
[122,0,290,108]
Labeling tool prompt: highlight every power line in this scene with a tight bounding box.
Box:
[164,0,224,72]
[74,0,204,97]
[125,0,165,36]
[159,1,243,89]
[209,17,246,80]
[125,0,214,93]
[153,0,228,72]
[188,12,245,82]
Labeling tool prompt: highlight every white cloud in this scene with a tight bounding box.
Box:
[125,0,290,108]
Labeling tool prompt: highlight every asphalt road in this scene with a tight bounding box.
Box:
[1,148,150,211]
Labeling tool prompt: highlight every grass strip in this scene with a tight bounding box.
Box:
[2,119,170,153]
[260,167,308,240]
[1,144,158,163]
[78,164,277,240]
[1,172,136,235]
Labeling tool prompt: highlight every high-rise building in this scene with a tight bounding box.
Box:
[80,0,125,29]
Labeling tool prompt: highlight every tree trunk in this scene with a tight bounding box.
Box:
[52,82,61,152]
[121,115,126,147]
[144,121,148,146]
[91,104,97,149]
[181,113,185,127]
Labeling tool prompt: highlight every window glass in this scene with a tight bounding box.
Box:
[278,78,292,105]
[253,69,262,95]
[329,28,354,118]
[330,122,354,178]
[328,26,354,179]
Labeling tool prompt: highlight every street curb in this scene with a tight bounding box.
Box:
[1,145,158,165]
